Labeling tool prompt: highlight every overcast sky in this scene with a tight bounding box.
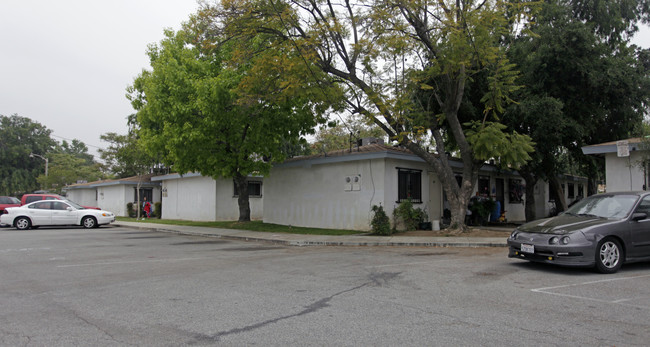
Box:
[1,1,648,160]
[0,0,201,157]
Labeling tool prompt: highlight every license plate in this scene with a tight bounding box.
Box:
[521,244,534,253]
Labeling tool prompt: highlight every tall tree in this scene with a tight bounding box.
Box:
[128,24,339,221]
[0,114,56,195]
[58,139,95,165]
[36,152,104,194]
[504,0,650,220]
[311,114,386,153]
[210,0,535,231]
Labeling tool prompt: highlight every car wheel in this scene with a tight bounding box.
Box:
[82,216,97,229]
[595,238,623,274]
[15,217,31,230]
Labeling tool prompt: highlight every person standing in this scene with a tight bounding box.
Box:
[143,196,152,219]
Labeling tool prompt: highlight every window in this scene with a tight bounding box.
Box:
[51,201,69,210]
[478,176,490,197]
[134,188,153,202]
[234,181,263,198]
[397,168,422,203]
[567,183,575,199]
[509,179,523,203]
[578,184,584,198]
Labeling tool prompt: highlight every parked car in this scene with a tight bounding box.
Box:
[1,200,115,230]
[508,191,650,274]
[0,196,21,214]
[21,193,100,210]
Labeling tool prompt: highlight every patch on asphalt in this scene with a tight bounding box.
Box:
[404,251,457,257]
[221,246,282,252]
[170,240,230,245]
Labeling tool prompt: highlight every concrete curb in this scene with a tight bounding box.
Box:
[114,221,509,248]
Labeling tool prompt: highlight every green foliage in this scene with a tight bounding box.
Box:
[464,121,534,169]
[311,115,386,153]
[370,205,391,235]
[186,0,539,230]
[469,198,497,225]
[504,0,650,201]
[153,202,162,218]
[36,153,104,194]
[128,20,342,221]
[393,199,428,231]
[99,131,154,178]
[0,114,57,195]
[126,202,136,218]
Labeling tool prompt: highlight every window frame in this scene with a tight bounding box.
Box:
[233,180,263,198]
[397,168,422,204]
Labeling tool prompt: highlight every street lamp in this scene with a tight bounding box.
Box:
[29,153,48,177]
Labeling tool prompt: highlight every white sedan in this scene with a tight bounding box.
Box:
[0,200,115,230]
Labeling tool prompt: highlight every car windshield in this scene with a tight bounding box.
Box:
[63,199,84,209]
[565,194,639,219]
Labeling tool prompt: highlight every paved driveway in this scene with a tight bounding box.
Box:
[1,225,649,346]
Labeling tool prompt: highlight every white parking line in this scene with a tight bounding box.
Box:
[531,274,650,308]
[56,257,209,268]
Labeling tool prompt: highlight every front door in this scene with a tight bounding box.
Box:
[27,201,53,226]
[630,196,650,258]
[50,201,77,225]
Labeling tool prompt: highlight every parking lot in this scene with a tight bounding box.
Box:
[1,225,649,346]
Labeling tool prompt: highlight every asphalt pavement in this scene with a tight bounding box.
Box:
[114,221,510,247]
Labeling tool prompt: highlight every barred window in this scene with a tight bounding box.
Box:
[397,168,422,203]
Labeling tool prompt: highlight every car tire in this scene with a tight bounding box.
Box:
[82,216,97,229]
[595,237,623,274]
[15,217,31,230]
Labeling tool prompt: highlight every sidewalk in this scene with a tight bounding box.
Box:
[114,221,509,248]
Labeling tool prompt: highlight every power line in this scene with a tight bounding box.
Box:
[50,134,105,150]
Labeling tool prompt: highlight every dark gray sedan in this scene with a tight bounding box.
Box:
[508,191,650,273]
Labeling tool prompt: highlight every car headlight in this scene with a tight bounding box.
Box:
[549,236,559,245]
[561,236,570,245]
[510,231,519,240]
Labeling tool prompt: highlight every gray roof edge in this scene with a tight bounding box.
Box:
[67,181,161,189]
[274,150,425,168]
[151,172,203,181]
[582,144,617,155]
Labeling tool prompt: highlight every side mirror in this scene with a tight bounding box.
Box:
[67,207,74,211]
[632,212,647,221]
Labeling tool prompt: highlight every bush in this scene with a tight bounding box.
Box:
[393,199,428,231]
[370,205,391,235]
[153,202,162,218]
[468,197,496,225]
[126,202,136,218]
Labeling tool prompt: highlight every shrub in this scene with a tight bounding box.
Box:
[468,197,496,225]
[393,199,428,231]
[153,202,162,218]
[126,202,136,218]
[370,205,391,235]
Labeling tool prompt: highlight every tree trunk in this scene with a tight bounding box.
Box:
[520,170,538,222]
[548,176,567,213]
[234,174,251,222]
[136,178,142,219]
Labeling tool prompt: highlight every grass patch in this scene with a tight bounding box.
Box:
[115,217,363,236]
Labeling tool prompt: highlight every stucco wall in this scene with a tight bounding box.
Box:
[265,159,385,230]
[264,158,440,231]
[214,179,264,221]
[162,176,217,221]
[384,158,439,226]
[606,152,645,192]
[96,185,129,216]
[66,189,98,209]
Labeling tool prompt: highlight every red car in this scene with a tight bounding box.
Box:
[0,196,21,214]
[20,194,100,210]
